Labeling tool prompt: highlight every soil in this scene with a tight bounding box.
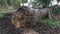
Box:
[0,17,60,34]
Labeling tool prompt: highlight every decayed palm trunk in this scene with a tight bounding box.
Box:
[10,6,52,29]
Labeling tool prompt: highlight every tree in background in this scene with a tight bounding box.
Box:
[0,0,28,9]
[31,0,52,8]
[31,0,60,8]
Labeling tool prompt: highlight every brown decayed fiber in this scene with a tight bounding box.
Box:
[11,6,35,28]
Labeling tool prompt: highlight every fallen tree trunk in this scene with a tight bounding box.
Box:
[10,6,52,29]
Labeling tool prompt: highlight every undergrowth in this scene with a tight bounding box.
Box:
[42,19,60,28]
[0,13,5,18]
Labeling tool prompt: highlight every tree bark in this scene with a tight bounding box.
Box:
[5,0,9,8]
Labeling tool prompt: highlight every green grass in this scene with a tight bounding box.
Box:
[0,9,14,13]
[0,13,5,18]
[0,9,15,18]
[0,9,10,18]
[42,19,60,28]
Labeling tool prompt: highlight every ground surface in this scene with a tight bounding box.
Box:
[0,18,60,34]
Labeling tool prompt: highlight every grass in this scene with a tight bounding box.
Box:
[0,13,5,18]
[0,9,15,13]
[0,9,11,18]
[42,19,60,28]
[0,9,15,18]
